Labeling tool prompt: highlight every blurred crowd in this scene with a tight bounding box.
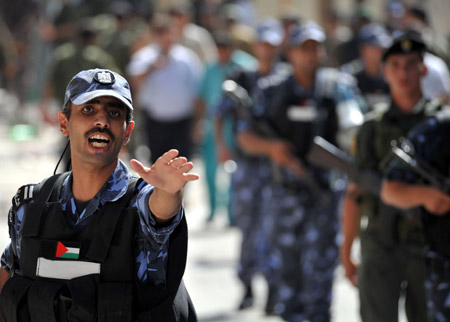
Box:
[1,0,450,322]
[1,1,448,111]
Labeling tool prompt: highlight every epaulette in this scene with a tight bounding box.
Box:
[315,67,357,99]
[424,98,449,116]
[341,59,364,76]
[363,101,390,123]
[9,184,36,227]
[435,107,450,122]
[12,184,36,212]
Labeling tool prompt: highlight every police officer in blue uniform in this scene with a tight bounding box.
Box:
[237,22,365,322]
[341,22,392,108]
[0,69,199,322]
[382,111,450,322]
[215,18,291,313]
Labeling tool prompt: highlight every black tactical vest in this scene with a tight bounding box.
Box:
[0,173,197,322]
[360,99,444,247]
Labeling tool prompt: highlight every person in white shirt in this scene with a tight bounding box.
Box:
[169,4,218,66]
[127,13,203,164]
[422,52,450,103]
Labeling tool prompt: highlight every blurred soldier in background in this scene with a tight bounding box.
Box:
[341,32,448,322]
[215,18,289,313]
[341,22,391,108]
[237,21,364,322]
[382,112,450,322]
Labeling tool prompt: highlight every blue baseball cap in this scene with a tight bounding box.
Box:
[358,23,392,48]
[63,69,133,110]
[288,21,326,47]
[256,18,284,46]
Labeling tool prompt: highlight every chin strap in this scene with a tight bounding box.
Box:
[53,139,71,175]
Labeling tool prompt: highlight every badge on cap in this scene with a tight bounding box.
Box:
[94,71,115,84]
[401,39,412,52]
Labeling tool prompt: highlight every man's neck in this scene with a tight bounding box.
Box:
[391,91,423,113]
[71,160,118,201]
[365,60,381,77]
[294,70,315,89]
[259,61,272,75]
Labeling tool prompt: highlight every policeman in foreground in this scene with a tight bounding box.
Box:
[382,112,450,322]
[340,32,447,322]
[237,21,364,321]
[0,69,199,321]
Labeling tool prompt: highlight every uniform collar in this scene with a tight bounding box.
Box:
[389,96,428,115]
[60,159,132,211]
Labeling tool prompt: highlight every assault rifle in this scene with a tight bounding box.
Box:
[307,136,382,196]
[392,144,450,194]
[222,80,330,198]
[222,79,278,138]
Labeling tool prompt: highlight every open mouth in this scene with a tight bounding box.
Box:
[88,134,110,148]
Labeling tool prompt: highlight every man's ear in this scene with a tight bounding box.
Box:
[124,121,135,145]
[58,112,69,137]
[421,62,428,77]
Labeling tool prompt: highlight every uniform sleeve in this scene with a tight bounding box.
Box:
[333,76,366,150]
[1,204,26,273]
[334,73,368,115]
[134,183,183,245]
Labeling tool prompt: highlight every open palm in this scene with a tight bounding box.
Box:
[130,149,199,194]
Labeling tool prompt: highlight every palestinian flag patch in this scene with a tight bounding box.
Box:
[56,241,80,259]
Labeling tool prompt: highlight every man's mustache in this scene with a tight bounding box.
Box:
[84,127,115,141]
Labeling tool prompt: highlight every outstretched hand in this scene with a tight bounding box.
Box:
[130,149,199,195]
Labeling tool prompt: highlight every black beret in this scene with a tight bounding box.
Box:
[382,31,426,62]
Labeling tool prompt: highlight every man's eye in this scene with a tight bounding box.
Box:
[82,106,93,113]
[110,110,121,117]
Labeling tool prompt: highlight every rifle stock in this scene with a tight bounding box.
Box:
[391,145,450,194]
[307,136,381,196]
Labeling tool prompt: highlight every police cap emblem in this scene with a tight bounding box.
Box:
[400,39,412,52]
[94,71,115,84]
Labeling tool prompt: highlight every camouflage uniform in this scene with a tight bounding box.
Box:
[216,63,290,308]
[265,68,363,322]
[1,160,183,286]
[386,113,450,322]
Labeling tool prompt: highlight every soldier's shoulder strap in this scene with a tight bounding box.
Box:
[363,101,390,124]
[11,173,70,210]
[435,107,450,122]
[424,98,450,116]
[315,67,357,99]
[9,173,69,227]
[11,184,36,213]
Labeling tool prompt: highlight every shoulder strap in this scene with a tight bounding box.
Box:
[424,98,447,116]
[86,177,140,263]
[21,173,70,238]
